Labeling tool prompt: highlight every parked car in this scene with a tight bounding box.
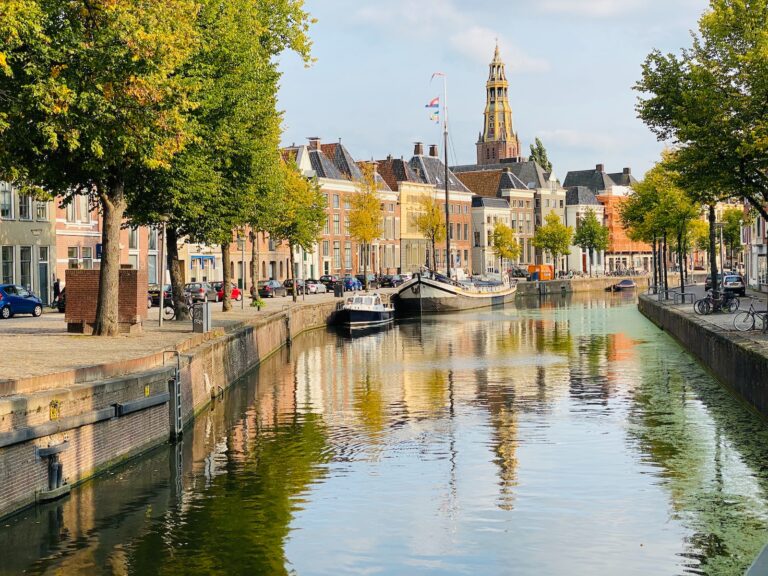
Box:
[400,273,413,282]
[148,284,172,307]
[0,284,43,318]
[355,273,378,288]
[509,267,528,278]
[184,282,218,303]
[343,275,362,291]
[705,272,731,291]
[212,281,241,302]
[258,279,287,298]
[283,278,306,295]
[721,274,746,296]
[319,275,339,289]
[379,274,404,288]
[306,279,327,294]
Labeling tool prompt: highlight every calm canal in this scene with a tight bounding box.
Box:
[2,294,768,575]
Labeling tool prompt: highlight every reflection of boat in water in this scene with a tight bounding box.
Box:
[606,278,637,292]
[336,292,394,328]
[393,273,517,316]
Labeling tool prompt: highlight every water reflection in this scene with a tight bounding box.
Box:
[2,293,768,575]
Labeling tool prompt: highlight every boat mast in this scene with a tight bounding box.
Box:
[442,75,451,279]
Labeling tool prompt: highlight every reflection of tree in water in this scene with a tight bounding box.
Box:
[493,406,518,511]
[126,407,332,575]
[627,352,768,575]
[353,372,385,438]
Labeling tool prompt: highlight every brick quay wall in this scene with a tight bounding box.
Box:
[0,300,342,520]
[638,295,768,419]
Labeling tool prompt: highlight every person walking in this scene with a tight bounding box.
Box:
[52,278,61,306]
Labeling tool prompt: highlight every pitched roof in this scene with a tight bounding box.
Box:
[376,157,420,191]
[409,155,470,193]
[455,171,502,198]
[562,169,615,192]
[308,149,344,179]
[321,142,364,181]
[607,171,639,187]
[472,196,509,209]
[566,186,601,206]
[498,170,528,191]
[452,159,550,189]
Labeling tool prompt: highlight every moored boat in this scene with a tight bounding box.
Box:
[393,273,517,316]
[337,292,395,328]
[606,278,637,292]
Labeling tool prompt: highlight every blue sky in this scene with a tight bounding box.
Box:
[277,0,708,180]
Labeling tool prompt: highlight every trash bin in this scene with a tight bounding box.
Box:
[191,301,211,333]
[333,281,344,298]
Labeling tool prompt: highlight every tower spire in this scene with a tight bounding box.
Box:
[476,45,521,165]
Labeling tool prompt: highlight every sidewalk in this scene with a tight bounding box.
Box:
[0,291,373,383]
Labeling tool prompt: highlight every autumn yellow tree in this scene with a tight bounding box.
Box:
[491,222,521,279]
[349,163,383,290]
[415,196,446,273]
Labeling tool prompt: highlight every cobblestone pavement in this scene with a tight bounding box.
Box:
[649,282,768,343]
[0,289,385,382]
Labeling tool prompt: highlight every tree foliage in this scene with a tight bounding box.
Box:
[349,163,383,290]
[528,137,552,173]
[573,209,609,276]
[532,212,572,268]
[491,222,520,263]
[415,196,446,272]
[635,0,767,219]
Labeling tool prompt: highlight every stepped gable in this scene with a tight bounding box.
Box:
[566,186,601,206]
[409,154,470,193]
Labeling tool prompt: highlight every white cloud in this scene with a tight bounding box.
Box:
[538,129,619,150]
[538,0,643,17]
[353,1,549,74]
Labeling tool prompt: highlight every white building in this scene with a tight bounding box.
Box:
[471,196,511,276]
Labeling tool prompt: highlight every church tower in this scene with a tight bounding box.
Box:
[476,43,521,165]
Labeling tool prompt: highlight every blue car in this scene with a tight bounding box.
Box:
[343,276,362,291]
[0,284,43,319]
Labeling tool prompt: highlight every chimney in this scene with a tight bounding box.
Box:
[429,144,439,157]
[596,163,604,173]
[308,137,321,150]
[414,142,424,156]
[623,167,631,175]
[386,154,392,161]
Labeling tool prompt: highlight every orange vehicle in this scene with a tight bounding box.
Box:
[527,264,554,281]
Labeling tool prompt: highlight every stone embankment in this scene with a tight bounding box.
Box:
[639,294,768,418]
[0,299,343,519]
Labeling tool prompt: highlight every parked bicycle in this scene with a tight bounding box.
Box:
[162,293,194,321]
[693,291,739,315]
[733,299,768,331]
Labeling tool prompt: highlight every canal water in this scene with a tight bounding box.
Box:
[2,294,768,575]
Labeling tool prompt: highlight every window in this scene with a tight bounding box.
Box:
[486,216,491,224]
[344,217,350,236]
[322,240,329,257]
[67,247,78,269]
[333,241,341,269]
[36,201,48,220]
[559,200,564,208]
[128,254,139,269]
[464,223,469,240]
[464,250,468,264]
[66,200,76,222]
[333,195,340,209]
[129,228,138,250]
[344,242,352,269]
[344,197,351,210]
[545,199,550,208]
[147,254,157,283]
[148,229,158,251]
[19,246,31,289]
[474,231,481,246]
[1,246,13,283]
[79,195,90,222]
[323,217,330,235]
[449,223,454,240]
[0,183,12,219]
[333,214,340,235]
[18,195,32,220]
[82,246,93,270]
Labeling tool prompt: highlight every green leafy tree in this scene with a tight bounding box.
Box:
[0,0,200,335]
[572,209,609,277]
[528,138,552,173]
[415,196,446,273]
[491,222,521,278]
[269,163,325,302]
[349,163,383,291]
[722,207,745,269]
[532,212,573,274]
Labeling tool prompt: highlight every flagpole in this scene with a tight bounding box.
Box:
[442,75,451,279]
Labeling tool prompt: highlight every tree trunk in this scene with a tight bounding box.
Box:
[221,242,232,312]
[662,232,669,300]
[431,238,436,278]
[709,204,719,298]
[289,243,297,302]
[652,237,657,293]
[250,230,258,299]
[589,249,593,278]
[166,227,189,321]
[363,242,369,291]
[678,228,685,294]
[93,181,126,336]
